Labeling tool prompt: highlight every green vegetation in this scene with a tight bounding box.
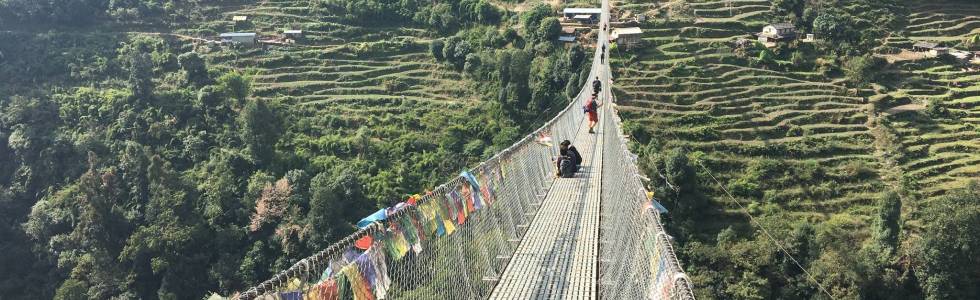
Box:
[0,0,585,299]
[612,0,979,298]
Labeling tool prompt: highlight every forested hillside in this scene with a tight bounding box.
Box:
[0,0,587,298]
[610,0,979,298]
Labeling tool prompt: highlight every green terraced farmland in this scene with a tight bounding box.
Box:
[610,0,980,298]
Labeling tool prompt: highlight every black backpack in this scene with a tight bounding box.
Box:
[559,157,575,178]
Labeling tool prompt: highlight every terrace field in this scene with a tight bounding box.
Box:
[609,0,979,298]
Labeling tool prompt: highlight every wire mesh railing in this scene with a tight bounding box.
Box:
[597,88,695,300]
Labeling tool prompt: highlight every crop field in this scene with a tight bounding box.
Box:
[905,1,980,43]
[611,0,882,233]
[884,1,980,215]
[610,0,979,296]
[184,0,484,143]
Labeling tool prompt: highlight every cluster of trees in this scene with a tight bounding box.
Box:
[321,0,501,31]
[634,139,980,299]
[0,0,205,26]
[428,4,589,125]
[769,0,906,55]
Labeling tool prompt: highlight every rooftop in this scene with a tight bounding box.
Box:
[768,22,795,30]
[220,32,257,38]
[612,27,643,35]
[564,8,602,14]
[559,36,576,42]
[232,15,247,21]
[913,41,939,49]
[283,30,303,34]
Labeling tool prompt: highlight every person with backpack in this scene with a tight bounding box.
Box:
[592,76,602,95]
[584,94,601,133]
[556,140,582,178]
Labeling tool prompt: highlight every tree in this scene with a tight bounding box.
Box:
[926,98,948,118]
[567,44,586,68]
[442,36,460,64]
[430,39,445,60]
[536,17,561,43]
[475,0,498,23]
[463,53,482,74]
[862,190,901,267]
[770,0,804,24]
[177,52,209,86]
[238,98,281,166]
[812,11,848,42]
[843,55,886,85]
[128,52,154,102]
[217,71,252,106]
[916,182,980,300]
[307,168,370,247]
[520,3,551,39]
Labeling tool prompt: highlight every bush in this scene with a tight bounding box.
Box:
[430,39,445,60]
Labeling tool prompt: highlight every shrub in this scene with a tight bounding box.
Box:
[429,39,445,60]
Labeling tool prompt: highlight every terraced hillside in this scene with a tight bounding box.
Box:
[611,0,980,297]
[905,1,980,43]
[613,0,882,226]
[882,1,980,221]
[610,0,890,297]
[180,0,508,184]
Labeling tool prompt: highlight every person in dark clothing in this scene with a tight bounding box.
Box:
[592,76,602,95]
[556,140,583,177]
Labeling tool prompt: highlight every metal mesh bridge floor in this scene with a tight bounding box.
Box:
[488,111,605,300]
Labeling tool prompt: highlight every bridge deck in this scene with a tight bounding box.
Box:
[489,111,604,300]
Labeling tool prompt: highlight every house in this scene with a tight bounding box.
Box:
[931,47,949,56]
[559,36,577,43]
[283,29,303,39]
[756,22,797,43]
[220,32,257,45]
[563,8,602,19]
[912,41,939,52]
[232,15,247,22]
[572,14,596,24]
[801,33,815,42]
[610,27,643,48]
[561,27,577,35]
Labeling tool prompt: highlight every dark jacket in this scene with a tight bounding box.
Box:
[558,146,583,169]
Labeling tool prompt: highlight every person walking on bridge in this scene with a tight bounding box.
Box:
[585,94,601,133]
[592,76,602,95]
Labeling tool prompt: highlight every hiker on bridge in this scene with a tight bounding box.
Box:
[592,76,602,95]
[556,140,582,178]
[585,94,601,133]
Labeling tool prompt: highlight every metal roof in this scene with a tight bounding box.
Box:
[559,36,576,42]
[563,8,602,14]
[232,15,247,21]
[913,41,938,49]
[283,30,303,34]
[573,15,594,19]
[768,22,795,30]
[612,27,643,35]
[220,32,256,37]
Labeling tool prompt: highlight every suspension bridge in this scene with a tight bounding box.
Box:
[237,2,694,299]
